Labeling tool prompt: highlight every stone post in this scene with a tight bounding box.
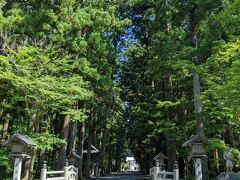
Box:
[40,161,47,180]
[150,167,159,180]
[13,157,23,180]
[64,159,69,180]
[154,159,160,180]
[173,161,179,180]
[76,168,79,180]
[162,169,166,179]
[195,158,203,180]
[95,162,99,177]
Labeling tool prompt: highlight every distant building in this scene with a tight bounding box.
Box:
[126,157,140,171]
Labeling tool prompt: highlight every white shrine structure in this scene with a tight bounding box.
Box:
[126,157,140,171]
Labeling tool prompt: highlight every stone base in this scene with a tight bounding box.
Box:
[216,172,240,180]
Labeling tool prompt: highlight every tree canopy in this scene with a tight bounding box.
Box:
[0,0,240,179]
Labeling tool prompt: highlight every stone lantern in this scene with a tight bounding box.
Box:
[182,133,208,180]
[153,153,167,170]
[4,133,36,180]
[68,149,80,166]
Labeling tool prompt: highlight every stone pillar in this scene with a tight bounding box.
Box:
[95,162,99,177]
[173,161,179,180]
[154,167,160,180]
[13,157,23,180]
[64,159,69,180]
[195,158,203,180]
[162,169,166,179]
[40,161,47,180]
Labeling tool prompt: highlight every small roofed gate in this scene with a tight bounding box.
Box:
[149,153,179,180]
[40,160,77,180]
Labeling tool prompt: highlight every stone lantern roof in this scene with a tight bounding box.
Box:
[68,149,81,159]
[182,133,208,147]
[83,145,99,154]
[153,153,168,161]
[3,133,36,147]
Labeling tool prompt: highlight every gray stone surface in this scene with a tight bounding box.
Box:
[216,172,240,180]
[90,171,148,180]
[224,148,234,172]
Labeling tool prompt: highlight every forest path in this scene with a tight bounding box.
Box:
[90,171,148,180]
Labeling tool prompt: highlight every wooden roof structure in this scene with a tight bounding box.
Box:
[3,133,36,147]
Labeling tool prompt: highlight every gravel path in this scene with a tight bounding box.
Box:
[90,171,148,180]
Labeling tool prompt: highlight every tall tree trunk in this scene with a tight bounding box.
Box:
[225,122,237,147]
[56,115,70,170]
[92,127,98,177]
[22,159,31,180]
[106,129,111,174]
[67,121,78,155]
[166,137,176,171]
[99,127,109,175]
[106,134,112,175]
[78,122,85,179]
[22,112,39,180]
[85,111,97,178]
[1,112,10,142]
[29,113,40,180]
[166,73,176,171]
[84,110,96,178]
[165,1,177,171]
[85,125,93,178]
[38,149,45,175]
[92,129,97,147]
[51,149,57,169]
[193,72,204,135]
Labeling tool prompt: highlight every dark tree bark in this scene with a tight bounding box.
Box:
[99,127,109,175]
[225,122,237,147]
[193,72,204,135]
[29,113,40,180]
[85,110,97,178]
[85,125,93,178]
[22,112,39,180]
[78,122,85,179]
[22,159,31,180]
[38,149,45,175]
[56,115,70,170]
[166,73,176,171]
[67,121,78,155]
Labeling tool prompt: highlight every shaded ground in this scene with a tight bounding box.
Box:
[90,171,149,180]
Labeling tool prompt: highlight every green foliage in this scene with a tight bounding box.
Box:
[1,0,240,179]
[121,0,240,177]
[157,98,185,108]
[207,138,227,153]
[203,38,240,139]
[0,0,127,178]
[0,146,12,179]
[0,46,92,115]
[31,133,66,151]
[218,0,240,36]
